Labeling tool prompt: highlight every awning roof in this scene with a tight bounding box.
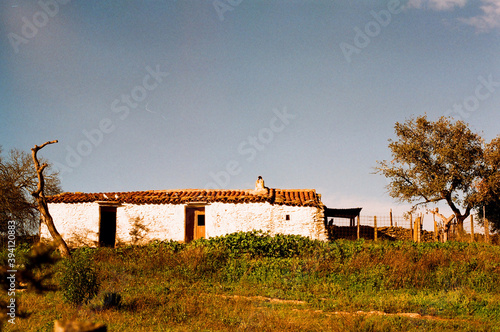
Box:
[324,207,362,219]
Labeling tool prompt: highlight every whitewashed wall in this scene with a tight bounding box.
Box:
[206,202,327,240]
[116,203,185,244]
[43,201,327,247]
[43,202,186,247]
[42,203,100,247]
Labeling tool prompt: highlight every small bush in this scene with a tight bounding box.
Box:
[102,291,122,309]
[59,249,100,305]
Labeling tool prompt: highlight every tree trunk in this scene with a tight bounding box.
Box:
[33,194,71,258]
[456,215,466,239]
[31,140,71,258]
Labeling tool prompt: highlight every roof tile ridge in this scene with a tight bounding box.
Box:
[280,188,316,192]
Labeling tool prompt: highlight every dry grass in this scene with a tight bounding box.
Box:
[9,289,496,332]
[3,236,500,331]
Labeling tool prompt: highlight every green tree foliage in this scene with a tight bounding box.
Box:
[476,136,500,231]
[375,115,492,229]
[0,146,61,235]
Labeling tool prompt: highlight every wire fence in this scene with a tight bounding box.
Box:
[328,215,411,228]
[326,213,497,244]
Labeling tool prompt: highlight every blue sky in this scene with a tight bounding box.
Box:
[1,0,499,217]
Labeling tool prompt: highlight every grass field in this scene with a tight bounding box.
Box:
[2,231,500,331]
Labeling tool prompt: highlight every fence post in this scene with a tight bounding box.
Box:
[390,209,393,227]
[433,213,438,242]
[413,217,417,242]
[413,216,421,243]
[410,214,413,242]
[357,215,360,240]
[484,206,490,244]
[470,215,474,243]
[374,216,377,241]
[417,214,421,243]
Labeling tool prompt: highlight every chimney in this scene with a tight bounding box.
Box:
[254,176,268,194]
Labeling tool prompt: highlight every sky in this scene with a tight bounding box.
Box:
[1,0,499,219]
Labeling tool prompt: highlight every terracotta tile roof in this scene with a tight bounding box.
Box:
[47,188,323,207]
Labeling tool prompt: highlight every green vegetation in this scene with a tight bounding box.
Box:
[375,115,500,231]
[58,249,100,305]
[4,231,500,331]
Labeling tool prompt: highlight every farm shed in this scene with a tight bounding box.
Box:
[325,208,363,227]
[42,177,331,247]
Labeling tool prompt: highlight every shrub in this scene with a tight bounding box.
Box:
[59,249,100,305]
[102,291,122,309]
[206,230,321,258]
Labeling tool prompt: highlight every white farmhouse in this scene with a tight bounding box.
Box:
[42,177,329,247]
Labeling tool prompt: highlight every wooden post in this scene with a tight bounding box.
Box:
[390,209,393,227]
[374,216,377,241]
[443,224,448,243]
[413,215,421,243]
[410,214,413,241]
[433,212,438,242]
[417,214,421,243]
[484,205,490,244]
[357,215,360,240]
[413,217,417,242]
[470,215,474,243]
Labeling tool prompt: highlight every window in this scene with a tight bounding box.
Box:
[197,214,205,226]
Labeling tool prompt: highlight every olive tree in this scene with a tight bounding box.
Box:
[375,115,485,231]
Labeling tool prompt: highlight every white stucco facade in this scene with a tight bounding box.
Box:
[42,200,327,247]
[41,202,100,247]
[206,202,325,240]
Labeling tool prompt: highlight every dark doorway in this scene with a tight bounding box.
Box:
[99,206,117,247]
[185,206,205,243]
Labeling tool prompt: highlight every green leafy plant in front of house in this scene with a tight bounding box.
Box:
[58,249,100,305]
[205,230,321,258]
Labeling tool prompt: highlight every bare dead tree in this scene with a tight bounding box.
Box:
[31,140,71,258]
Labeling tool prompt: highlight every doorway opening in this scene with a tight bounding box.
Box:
[185,206,205,242]
[99,206,117,247]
